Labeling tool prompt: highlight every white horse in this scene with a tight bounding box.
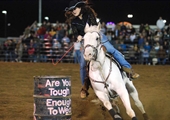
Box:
[83,23,149,120]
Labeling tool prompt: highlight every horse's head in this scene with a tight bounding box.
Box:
[83,23,102,61]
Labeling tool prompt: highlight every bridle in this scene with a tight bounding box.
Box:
[83,31,102,61]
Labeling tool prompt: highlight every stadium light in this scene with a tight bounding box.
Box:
[44,16,49,21]
[127,14,133,18]
[2,10,7,37]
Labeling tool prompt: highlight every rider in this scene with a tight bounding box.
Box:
[65,0,139,98]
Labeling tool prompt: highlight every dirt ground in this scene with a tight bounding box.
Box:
[0,62,170,120]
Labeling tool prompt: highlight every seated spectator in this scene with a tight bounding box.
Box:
[106,31,112,41]
[128,47,136,64]
[112,40,120,50]
[135,48,142,64]
[37,25,46,39]
[141,48,150,65]
[119,41,127,51]
[154,42,160,52]
[44,31,52,40]
[149,48,158,65]
[22,44,29,62]
[3,40,9,62]
[39,43,48,62]
[157,45,167,65]
[61,32,70,44]
[52,39,61,49]
[143,41,151,52]
[28,45,35,62]
[162,41,169,53]
[138,35,145,47]
[58,26,65,43]
[154,29,163,42]
[130,33,136,43]
[49,28,56,37]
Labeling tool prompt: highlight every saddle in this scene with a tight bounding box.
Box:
[105,52,123,73]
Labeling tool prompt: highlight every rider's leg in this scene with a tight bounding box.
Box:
[80,50,86,85]
[100,33,139,79]
[80,50,90,98]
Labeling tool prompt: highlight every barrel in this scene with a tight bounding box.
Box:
[33,76,71,120]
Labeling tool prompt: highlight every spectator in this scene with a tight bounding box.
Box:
[61,32,70,44]
[138,35,145,47]
[154,42,160,52]
[58,26,66,43]
[166,23,170,34]
[156,17,165,30]
[100,22,107,34]
[128,47,136,64]
[139,23,145,33]
[149,48,158,65]
[120,22,127,32]
[28,45,35,62]
[44,31,52,40]
[16,39,24,62]
[145,23,150,35]
[141,49,150,65]
[157,45,167,65]
[39,43,48,62]
[22,44,29,62]
[8,39,17,62]
[129,33,136,43]
[37,25,46,39]
[143,41,151,52]
[49,28,56,37]
[52,39,61,49]
[119,41,127,51]
[3,40,9,62]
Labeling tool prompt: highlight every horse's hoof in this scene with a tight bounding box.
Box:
[114,114,122,120]
[143,113,150,120]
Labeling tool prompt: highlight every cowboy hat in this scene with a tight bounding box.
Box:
[65,0,86,11]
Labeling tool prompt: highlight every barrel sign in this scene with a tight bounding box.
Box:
[33,76,71,120]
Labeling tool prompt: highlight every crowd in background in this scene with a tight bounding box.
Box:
[0,19,170,65]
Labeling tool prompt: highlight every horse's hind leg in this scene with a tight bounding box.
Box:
[126,82,150,120]
[95,91,122,120]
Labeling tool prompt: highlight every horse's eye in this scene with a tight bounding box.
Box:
[96,37,99,41]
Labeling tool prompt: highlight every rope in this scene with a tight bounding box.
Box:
[52,43,74,66]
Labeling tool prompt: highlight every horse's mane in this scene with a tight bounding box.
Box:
[84,23,101,33]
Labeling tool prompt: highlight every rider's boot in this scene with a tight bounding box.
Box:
[80,75,90,99]
[122,67,140,80]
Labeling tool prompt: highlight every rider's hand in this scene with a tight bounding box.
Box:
[77,35,83,42]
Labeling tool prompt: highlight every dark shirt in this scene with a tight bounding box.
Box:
[71,9,97,40]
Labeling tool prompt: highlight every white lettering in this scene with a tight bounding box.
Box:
[48,87,70,97]
[46,99,71,107]
[45,79,60,87]
[62,79,71,86]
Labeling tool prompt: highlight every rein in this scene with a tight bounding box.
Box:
[89,56,112,88]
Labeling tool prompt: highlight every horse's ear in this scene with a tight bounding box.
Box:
[97,22,101,31]
[84,23,90,33]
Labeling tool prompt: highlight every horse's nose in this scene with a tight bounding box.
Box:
[84,48,93,60]
[84,51,92,57]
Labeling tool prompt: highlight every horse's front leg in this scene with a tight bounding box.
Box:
[95,90,122,120]
[115,85,137,120]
